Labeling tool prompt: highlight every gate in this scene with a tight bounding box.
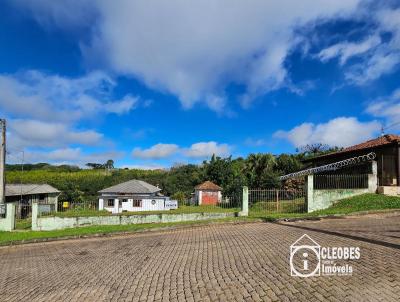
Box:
[15,201,32,230]
[249,189,306,215]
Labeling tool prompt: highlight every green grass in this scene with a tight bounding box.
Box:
[250,199,306,214]
[0,217,253,245]
[51,205,240,218]
[15,218,32,230]
[249,193,400,219]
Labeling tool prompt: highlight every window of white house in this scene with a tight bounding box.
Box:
[122,199,128,203]
[151,200,156,205]
[133,199,142,207]
[107,199,114,207]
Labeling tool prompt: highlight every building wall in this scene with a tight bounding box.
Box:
[99,196,168,213]
[196,189,221,205]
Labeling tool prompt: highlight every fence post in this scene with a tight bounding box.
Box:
[306,175,313,213]
[368,160,378,193]
[0,202,16,231]
[276,190,279,212]
[239,186,249,216]
[32,201,38,231]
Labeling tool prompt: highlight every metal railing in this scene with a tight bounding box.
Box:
[313,174,368,190]
[249,189,306,214]
[39,200,99,217]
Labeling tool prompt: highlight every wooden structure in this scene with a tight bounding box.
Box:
[303,134,400,187]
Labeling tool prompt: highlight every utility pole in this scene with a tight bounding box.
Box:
[0,119,5,206]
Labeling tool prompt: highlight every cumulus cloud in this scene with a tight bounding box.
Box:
[131,141,232,160]
[11,147,124,166]
[274,117,380,148]
[12,0,361,110]
[8,119,103,149]
[0,70,137,122]
[183,142,231,158]
[132,144,180,160]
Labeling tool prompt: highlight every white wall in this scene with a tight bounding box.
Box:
[99,197,168,213]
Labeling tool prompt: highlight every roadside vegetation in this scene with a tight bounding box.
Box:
[250,193,400,219]
[6,143,336,204]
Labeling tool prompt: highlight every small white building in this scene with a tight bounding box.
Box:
[98,179,177,214]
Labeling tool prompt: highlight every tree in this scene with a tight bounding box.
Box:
[105,159,114,170]
[244,153,277,188]
[86,163,104,169]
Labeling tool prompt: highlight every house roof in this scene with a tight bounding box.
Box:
[195,181,222,191]
[99,179,161,194]
[305,134,400,162]
[5,184,60,197]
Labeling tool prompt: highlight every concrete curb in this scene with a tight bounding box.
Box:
[273,209,400,223]
[0,218,262,247]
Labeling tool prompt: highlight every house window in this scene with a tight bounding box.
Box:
[151,200,156,205]
[133,199,142,207]
[107,199,114,207]
[122,199,128,203]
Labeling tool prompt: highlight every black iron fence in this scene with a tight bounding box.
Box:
[313,174,369,190]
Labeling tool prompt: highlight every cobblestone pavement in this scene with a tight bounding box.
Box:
[0,214,399,302]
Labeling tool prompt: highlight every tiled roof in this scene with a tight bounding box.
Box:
[308,134,400,161]
[99,179,161,194]
[5,184,60,196]
[195,181,222,191]
[340,134,400,152]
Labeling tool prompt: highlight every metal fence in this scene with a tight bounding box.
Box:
[15,202,32,229]
[313,174,368,190]
[38,200,99,217]
[249,189,307,215]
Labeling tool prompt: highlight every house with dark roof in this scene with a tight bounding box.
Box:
[194,181,222,205]
[304,134,400,188]
[98,179,177,213]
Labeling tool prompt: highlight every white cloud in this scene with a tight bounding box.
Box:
[0,70,137,122]
[12,147,124,167]
[183,142,231,158]
[366,88,400,127]
[274,117,380,148]
[316,7,400,85]
[318,35,381,65]
[13,0,361,110]
[131,141,232,160]
[132,144,179,160]
[8,119,103,149]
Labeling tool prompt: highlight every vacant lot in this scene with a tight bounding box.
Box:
[0,214,399,301]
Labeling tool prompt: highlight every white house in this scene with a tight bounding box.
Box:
[98,179,177,214]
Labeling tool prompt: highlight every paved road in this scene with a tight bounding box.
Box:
[0,214,399,301]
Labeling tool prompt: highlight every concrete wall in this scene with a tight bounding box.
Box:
[307,161,378,212]
[32,212,236,231]
[0,203,15,231]
[309,188,370,212]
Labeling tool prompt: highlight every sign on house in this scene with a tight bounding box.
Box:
[165,200,178,210]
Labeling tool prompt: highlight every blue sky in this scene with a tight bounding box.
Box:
[1,0,400,169]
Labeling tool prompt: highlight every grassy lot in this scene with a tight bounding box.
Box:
[0,217,252,245]
[3,194,399,246]
[250,198,306,214]
[51,205,240,218]
[250,193,400,219]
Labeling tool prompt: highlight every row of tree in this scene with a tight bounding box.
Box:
[5,144,339,203]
